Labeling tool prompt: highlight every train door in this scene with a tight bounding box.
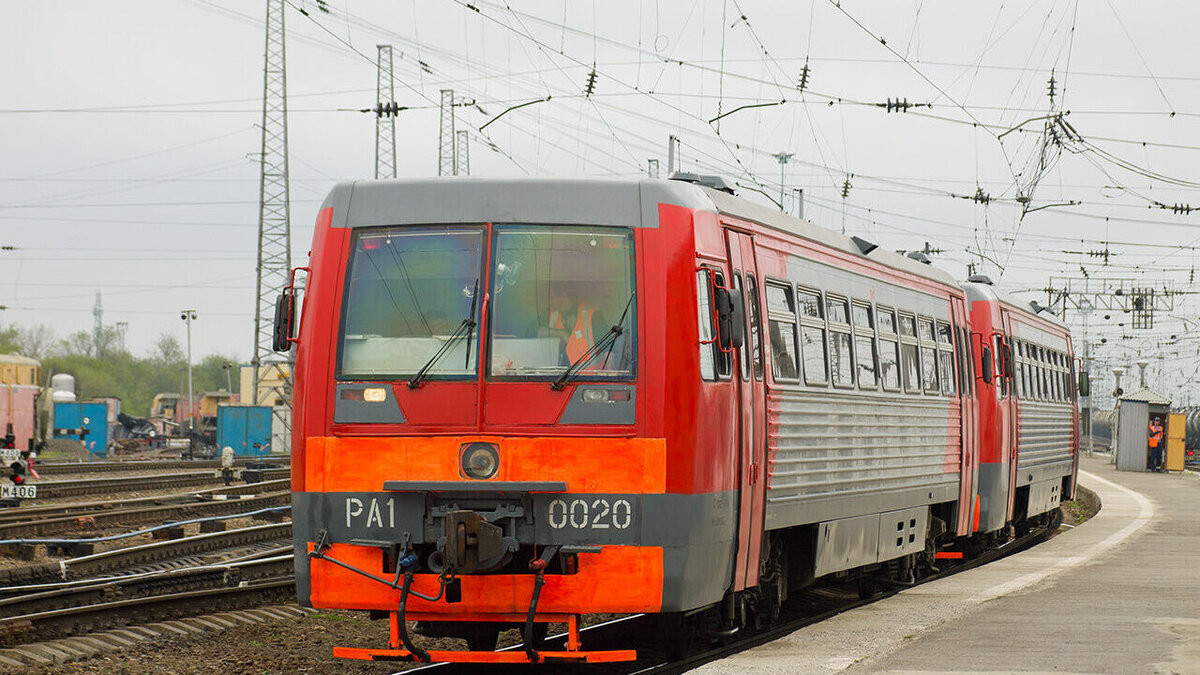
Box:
[952,299,979,535]
[998,313,1019,520]
[724,228,766,591]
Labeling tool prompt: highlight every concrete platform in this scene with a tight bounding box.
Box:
[697,454,1200,674]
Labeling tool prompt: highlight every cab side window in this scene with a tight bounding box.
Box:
[696,269,732,381]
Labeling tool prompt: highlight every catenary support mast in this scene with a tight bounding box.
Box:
[251,0,293,454]
[375,45,397,179]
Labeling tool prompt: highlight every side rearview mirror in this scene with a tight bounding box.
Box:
[1078,370,1090,397]
[272,289,295,352]
[713,287,745,351]
[980,346,994,385]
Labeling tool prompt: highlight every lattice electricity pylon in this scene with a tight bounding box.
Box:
[439,89,456,176]
[375,45,397,179]
[455,129,469,175]
[251,0,293,453]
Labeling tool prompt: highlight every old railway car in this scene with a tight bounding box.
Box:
[279,175,1078,664]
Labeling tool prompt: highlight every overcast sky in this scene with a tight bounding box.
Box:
[3,0,1199,404]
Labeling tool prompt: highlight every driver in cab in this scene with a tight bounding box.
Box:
[543,283,607,368]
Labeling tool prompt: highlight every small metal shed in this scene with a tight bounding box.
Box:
[1114,386,1172,472]
[53,402,110,455]
[216,405,272,456]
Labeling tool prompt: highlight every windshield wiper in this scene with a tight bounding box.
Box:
[550,293,634,392]
[408,279,479,390]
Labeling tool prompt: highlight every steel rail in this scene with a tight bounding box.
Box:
[30,468,290,499]
[0,490,290,538]
[0,578,296,644]
[0,554,294,623]
[35,458,288,475]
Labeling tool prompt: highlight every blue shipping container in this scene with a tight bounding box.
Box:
[216,405,272,456]
[53,402,109,455]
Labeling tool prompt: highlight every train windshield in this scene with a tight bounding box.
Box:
[488,225,636,379]
[339,226,485,379]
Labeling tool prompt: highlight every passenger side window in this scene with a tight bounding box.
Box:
[765,283,799,382]
[828,296,854,388]
[852,302,877,389]
[798,289,828,385]
[937,321,955,396]
[899,313,920,393]
[919,317,939,394]
[879,307,900,391]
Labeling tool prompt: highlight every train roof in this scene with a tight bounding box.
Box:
[321,176,961,290]
[0,353,40,367]
[962,280,1069,331]
[700,184,962,289]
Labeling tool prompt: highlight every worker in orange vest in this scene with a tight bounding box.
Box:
[1148,416,1165,472]
[545,284,607,369]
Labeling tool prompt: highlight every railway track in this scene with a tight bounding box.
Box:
[0,548,291,621]
[35,458,288,476]
[412,521,1058,674]
[29,468,290,500]
[0,520,292,586]
[0,480,289,538]
[0,576,296,646]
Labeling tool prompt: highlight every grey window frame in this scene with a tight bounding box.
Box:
[919,315,940,395]
[852,301,877,391]
[898,311,921,394]
[797,286,829,386]
[764,279,800,384]
[827,294,855,389]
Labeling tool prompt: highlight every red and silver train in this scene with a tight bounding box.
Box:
[279,175,1078,664]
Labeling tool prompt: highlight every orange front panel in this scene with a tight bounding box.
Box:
[308,543,664,614]
[305,436,667,494]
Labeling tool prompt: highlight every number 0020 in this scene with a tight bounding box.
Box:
[547,498,632,530]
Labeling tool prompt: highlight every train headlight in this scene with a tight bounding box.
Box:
[460,442,499,480]
[362,387,387,402]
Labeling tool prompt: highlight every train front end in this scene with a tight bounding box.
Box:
[287,179,718,664]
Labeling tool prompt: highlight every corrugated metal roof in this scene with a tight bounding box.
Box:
[1120,385,1172,405]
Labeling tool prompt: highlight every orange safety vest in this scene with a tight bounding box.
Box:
[549,306,596,367]
[1149,424,1163,448]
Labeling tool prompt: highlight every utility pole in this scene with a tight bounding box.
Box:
[181,309,197,457]
[455,129,469,176]
[793,188,804,219]
[93,292,103,358]
[667,135,680,175]
[115,321,128,353]
[647,159,660,178]
[375,45,397,179]
[439,89,456,175]
[251,0,294,455]
[772,152,793,211]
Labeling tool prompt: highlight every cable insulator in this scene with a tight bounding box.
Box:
[841,177,852,199]
[584,69,598,96]
[797,59,811,91]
